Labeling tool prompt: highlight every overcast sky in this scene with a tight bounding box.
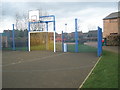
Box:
[0,0,119,33]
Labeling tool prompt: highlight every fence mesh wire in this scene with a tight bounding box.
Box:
[63,30,98,52]
[2,29,98,53]
[2,30,28,51]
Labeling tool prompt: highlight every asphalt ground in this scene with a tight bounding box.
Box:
[2,51,98,88]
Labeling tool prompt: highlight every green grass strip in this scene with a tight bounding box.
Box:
[81,50,118,88]
[68,44,97,52]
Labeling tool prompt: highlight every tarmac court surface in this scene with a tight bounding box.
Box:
[2,51,98,88]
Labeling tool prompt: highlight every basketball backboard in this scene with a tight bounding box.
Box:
[29,10,39,22]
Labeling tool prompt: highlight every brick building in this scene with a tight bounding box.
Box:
[103,11,120,38]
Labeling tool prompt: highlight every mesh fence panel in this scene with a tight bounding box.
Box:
[56,33,62,52]
[2,30,28,51]
[2,30,13,50]
[14,30,28,51]
[63,31,98,53]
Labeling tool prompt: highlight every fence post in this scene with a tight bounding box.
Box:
[28,22,30,51]
[0,33,2,50]
[53,15,56,52]
[12,24,15,50]
[98,26,102,57]
[75,18,78,52]
[62,31,64,52]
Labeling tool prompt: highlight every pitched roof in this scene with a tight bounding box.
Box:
[103,11,120,20]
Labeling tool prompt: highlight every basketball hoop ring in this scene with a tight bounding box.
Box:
[31,19,36,22]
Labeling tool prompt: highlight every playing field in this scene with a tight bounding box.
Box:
[2,50,98,88]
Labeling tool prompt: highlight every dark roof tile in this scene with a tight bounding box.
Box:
[103,11,120,20]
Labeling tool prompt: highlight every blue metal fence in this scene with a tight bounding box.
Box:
[62,19,102,57]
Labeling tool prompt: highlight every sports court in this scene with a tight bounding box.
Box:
[1,9,102,89]
[2,51,98,88]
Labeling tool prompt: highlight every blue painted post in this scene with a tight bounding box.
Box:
[0,33,2,50]
[46,22,48,32]
[53,15,56,32]
[98,27,102,57]
[28,22,30,32]
[28,22,30,51]
[12,24,15,50]
[53,15,56,52]
[62,31,64,52]
[75,18,78,52]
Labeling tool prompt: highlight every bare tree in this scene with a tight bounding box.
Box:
[22,13,28,30]
[15,12,20,30]
[15,9,52,31]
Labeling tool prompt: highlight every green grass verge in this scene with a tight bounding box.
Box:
[81,50,118,88]
[68,44,97,52]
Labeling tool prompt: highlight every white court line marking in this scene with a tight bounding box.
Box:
[3,53,68,67]
[3,65,94,72]
[78,56,102,89]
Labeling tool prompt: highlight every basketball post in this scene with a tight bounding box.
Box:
[28,10,56,52]
[46,22,48,32]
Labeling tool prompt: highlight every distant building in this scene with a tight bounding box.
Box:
[2,33,8,48]
[87,30,97,41]
[103,11,120,38]
[56,33,62,42]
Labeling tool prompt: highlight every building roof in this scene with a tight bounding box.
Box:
[103,11,120,20]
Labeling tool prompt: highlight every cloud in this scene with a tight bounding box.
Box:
[2,0,120,2]
[1,2,118,33]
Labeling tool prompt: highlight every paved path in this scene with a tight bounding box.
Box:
[2,51,98,88]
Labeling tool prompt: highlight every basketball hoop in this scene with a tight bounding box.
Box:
[31,19,36,22]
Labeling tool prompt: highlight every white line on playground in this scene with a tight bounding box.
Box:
[3,53,69,67]
[78,56,102,89]
[3,65,94,72]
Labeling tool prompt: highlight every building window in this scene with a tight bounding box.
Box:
[110,33,118,35]
[109,19,117,23]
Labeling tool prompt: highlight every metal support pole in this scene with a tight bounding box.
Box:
[97,26,102,57]
[46,22,48,32]
[12,24,15,50]
[53,15,56,52]
[28,22,30,51]
[0,33,2,50]
[75,18,78,52]
[46,22,48,50]
[62,31,64,52]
